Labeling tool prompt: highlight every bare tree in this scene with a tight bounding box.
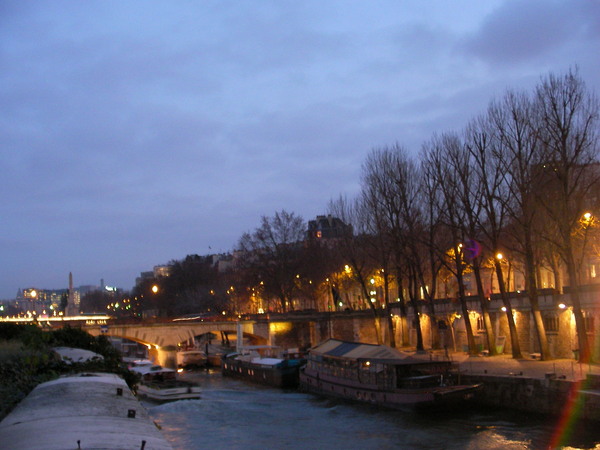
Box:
[328,195,383,344]
[417,151,452,350]
[360,152,398,347]
[359,146,443,348]
[534,69,600,363]
[422,133,479,355]
[448,133,497,355]
[360,148,413,346]
[237,210,307,312]
[379,147,429,352]
[489,89,550,359]
[465,113,523,359]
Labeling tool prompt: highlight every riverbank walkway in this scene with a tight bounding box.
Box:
[453,353,600,382]
[402,347,600,382]
[0,372,172,450]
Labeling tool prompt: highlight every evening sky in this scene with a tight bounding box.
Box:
[2,1,599,297]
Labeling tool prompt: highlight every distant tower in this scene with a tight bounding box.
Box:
[66,272,76,316]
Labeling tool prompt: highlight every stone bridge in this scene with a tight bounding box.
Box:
[85,320,271,367]
[81,311,383,367]
[86,320,263,348]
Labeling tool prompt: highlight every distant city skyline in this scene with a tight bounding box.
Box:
[2,1,599,298]
[9,276,120,300]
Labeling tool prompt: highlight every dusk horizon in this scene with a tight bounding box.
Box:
[3,1,599,298]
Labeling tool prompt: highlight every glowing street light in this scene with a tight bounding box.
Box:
[151,285,159,294]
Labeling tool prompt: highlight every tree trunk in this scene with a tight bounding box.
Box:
[383,272,396,348]
[455,260,477,355]
[524,236,550,360]
[359,278,382,345]
[279,293,287,313]
[417,280,440,349]
[415,250,441,349]
[473,264,497,355]
[422,285,440,350]
[495,260,523,358]
[408,272,424,351]
[396,273,410,347]
[565,252,591,363]
[549,252,563,293]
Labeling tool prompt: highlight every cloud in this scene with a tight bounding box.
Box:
[1,1,599,297]
[460,0,599,66]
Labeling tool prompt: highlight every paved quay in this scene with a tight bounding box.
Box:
[0,372,172,450]
[454,353,600,381]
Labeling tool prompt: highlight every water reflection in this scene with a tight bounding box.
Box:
[146,370,599,450]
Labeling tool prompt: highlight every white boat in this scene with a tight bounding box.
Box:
[132,364,201,402]
[177,349,207,369]
[126,359,154,370]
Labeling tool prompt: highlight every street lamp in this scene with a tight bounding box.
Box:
[151,285,159,294]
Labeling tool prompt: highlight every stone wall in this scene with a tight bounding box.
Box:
[462,373,600,422]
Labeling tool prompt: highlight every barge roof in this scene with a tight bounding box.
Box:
[310,339,406,360]
[0,372,172,449]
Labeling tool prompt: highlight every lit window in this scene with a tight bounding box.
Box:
[544,314,559,333]
[476,316,485,332]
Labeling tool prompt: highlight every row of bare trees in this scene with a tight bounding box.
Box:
[236,210,338,313]
[129,70,597,362]
[328,69,599,362]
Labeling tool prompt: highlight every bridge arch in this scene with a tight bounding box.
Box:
[85,320,266,367]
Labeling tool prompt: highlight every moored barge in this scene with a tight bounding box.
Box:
[299,339,481,411]
[222,345,306,388]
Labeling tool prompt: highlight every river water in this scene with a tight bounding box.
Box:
[147,370,599,450]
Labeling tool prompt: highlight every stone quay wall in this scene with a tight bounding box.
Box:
[462,373,600,422]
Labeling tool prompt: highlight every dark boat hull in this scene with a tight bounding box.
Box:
[299,367,481,411]
[222,358,304,389]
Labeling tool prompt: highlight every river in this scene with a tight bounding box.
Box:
[147,370,599,450]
